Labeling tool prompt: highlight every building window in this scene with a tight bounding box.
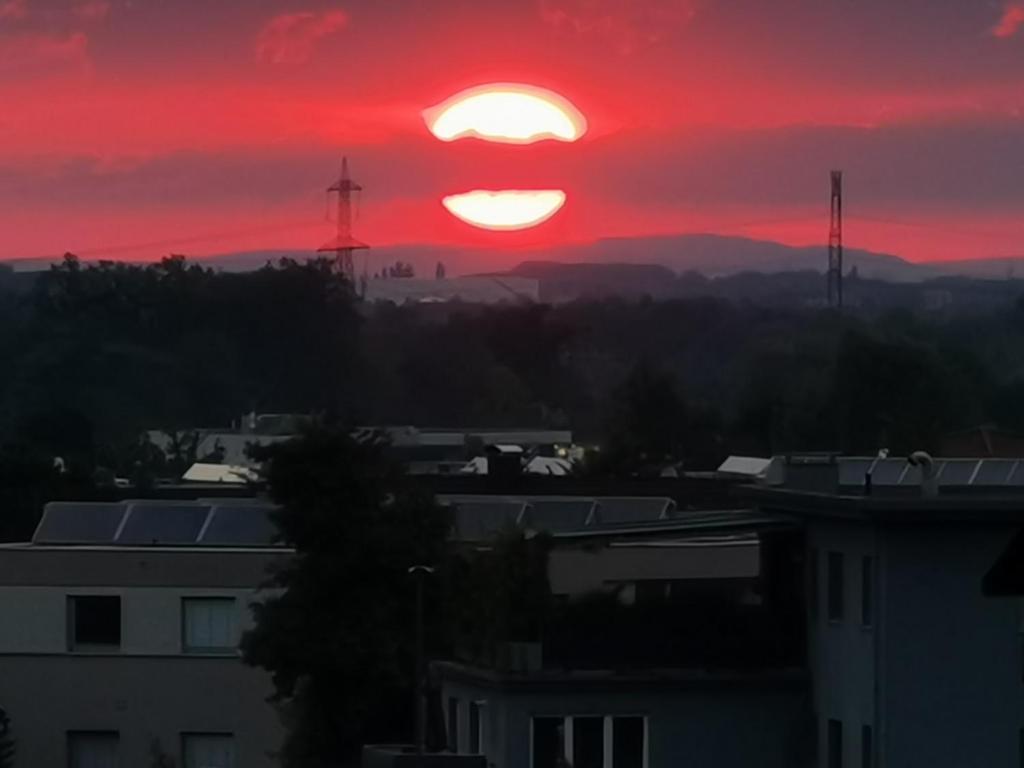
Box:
[532,717,564,768]
[573,716,604,768]
[809,548,819,620]
[182,733,235,768]
[861,557,873,628]
[182,598,237,654]
[861,724,872,768]
[828,719,843,768]
[828,552,844,622]
[469,701,485,754]
[612,717,645,768]
[68,596,121,650]
[531,716,646,768]
[68,731,119,768]
[448,697,460,753]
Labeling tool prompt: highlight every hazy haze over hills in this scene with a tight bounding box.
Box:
[6,233,1020,282]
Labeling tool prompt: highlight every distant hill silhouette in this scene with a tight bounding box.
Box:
[184,234,935,283]
[11,233,1016,282]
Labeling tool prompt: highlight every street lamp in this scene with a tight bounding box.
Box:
[408,565,435,764]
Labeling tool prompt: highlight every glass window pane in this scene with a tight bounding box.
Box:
[448,697,459,753]
[572,716,603,768]
[828,553,844,622]
[68,732,119,768]
[183,734,235,768]
[532,718,562,768]
[828,719,843,768]
[861,724,872,768]
[861,557,873,627]
[70,596,121,648]
[613,717,645,768]
[183,599,236,652]
[469,702,481,754]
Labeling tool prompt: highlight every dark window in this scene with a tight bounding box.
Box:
[809,549,819,620]
[182,733,235,768]
[613,717,645,768]
[532,718,563,768]
[469,702,482,754]
[447,697,459,753]
[828,552,844,622]
[68,731,119,768]
[69,596,121,648]
[573,716,604,768]
[861,724,872,768]
[1019,727,1024,768]
[828,719,843,768]
[861,557,873,628]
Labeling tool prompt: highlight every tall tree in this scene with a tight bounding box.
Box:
[241,425,452,768]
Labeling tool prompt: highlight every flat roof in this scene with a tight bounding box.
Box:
[746,485,1024,522]
[433,661,807,693]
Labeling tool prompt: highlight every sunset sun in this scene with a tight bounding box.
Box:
[424,83,587,144]
[442,190,567,231]
[426,83,584,231]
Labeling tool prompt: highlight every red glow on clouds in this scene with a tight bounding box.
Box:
[0,1,1023,265]
[255,10,350,64]
[994,3,1024,37]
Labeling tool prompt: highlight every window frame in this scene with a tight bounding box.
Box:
[181,597,238,655]
[529,714,648,768]
[67,595,122,652]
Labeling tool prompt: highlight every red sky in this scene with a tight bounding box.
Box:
[2,0,1024,264]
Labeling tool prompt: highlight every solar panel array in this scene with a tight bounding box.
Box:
[33,500,281,547]
[839,457,1024,488]
[438,495,677,540]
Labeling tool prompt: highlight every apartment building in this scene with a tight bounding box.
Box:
[0,499,288,768]
[751,454,1024,768]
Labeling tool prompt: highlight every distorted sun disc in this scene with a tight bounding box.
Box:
[424,84,587,144]
[442,190,567,231]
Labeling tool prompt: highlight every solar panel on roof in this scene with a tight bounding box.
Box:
[838,459,875,486]
[117,503,210,545]
[593,497,673,525]
[972,459,1017,486]
[199,505,279,546]
[871,459,909,485]
[938,459,980,486]
[33,502,126,544]
[451,501,526,541]
[522,499,595,533]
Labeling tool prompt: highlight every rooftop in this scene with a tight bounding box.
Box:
[30,499,282,548]
[744,453,1024,520]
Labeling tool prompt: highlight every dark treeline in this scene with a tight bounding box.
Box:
[2,255,1024,483]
